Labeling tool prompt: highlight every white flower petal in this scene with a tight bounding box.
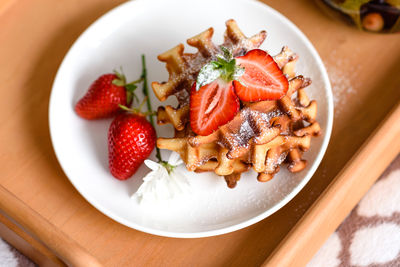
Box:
[168,152,183,166]
[143,159,161,171]
[133,157,190,205]
[171,171,190,191]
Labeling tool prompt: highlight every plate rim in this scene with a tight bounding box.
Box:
[48,0,334,238]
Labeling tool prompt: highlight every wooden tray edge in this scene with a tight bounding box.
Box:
[0,211,64,266]
[0,185,103,267]
[263,101,400,266]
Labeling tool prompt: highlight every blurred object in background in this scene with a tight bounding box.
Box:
[316,0,400,33]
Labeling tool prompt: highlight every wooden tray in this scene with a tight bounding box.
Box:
[1,0,400,266]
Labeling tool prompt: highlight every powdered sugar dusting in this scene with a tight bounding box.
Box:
[326,50,359,115]
[328,65,356,109]
[230,119,254,148]
[259,109,283,122]
[277,151,288,165]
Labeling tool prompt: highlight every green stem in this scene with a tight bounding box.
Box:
[141,54,163,163]
[138,96,147,111]
[118,104,156,116]
[126,77,144,85]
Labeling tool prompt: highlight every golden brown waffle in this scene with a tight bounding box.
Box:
[153,19,267,130]
[153,20,321,188]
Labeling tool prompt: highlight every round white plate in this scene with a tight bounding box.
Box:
[49,0,333,238]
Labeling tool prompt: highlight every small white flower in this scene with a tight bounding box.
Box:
[133,152,190,204]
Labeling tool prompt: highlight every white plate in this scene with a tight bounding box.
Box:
[49,0,333,238]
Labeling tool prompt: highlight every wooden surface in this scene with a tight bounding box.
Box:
[0,210,64,266]
[1,0,400,266]
[0,185,102,266]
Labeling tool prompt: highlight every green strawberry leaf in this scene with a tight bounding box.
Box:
[125,83,137,92]
[220,46,232,61]
[219,58,236,81]
[196,46,244,91]
[113,68,126,84]
[133,93,139,103]
[125,84,139,104]
[126,92,133,104]
[112,79,125,87]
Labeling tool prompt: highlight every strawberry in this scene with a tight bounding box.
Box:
[189,47,288,135]
[190,79,239,136]
[108,113,156,180]
[75,71,139,120]
[233,49,288,102]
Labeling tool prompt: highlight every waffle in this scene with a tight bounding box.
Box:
[153,19,321,188]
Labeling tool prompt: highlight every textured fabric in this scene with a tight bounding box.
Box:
[0,239,18,267]
[309,154,400,267]
[0,239,35,267]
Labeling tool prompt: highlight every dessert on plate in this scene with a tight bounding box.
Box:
[153,19,321,188]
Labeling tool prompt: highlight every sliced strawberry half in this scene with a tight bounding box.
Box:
[190,79,239,136]
[233,49,288,102]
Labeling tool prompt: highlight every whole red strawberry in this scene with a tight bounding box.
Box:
[108,113,156,180]
[75,71,138,120]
